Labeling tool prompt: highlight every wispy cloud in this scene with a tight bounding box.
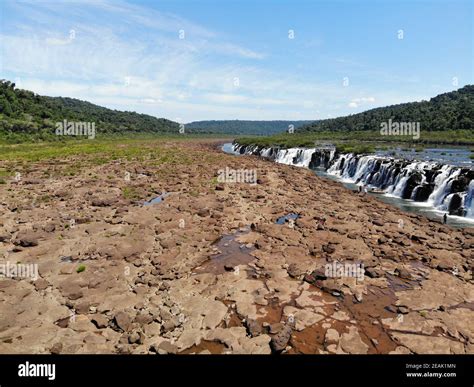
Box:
[0,0,441,122]
[348,96,376,108]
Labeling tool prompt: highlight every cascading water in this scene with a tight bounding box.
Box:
[427,166,458,206]
[464,180,474,219]
[231,143,474,219]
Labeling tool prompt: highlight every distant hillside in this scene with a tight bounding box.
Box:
[298,85,474,133]
[185,120,313,135]
[0,80,179,142]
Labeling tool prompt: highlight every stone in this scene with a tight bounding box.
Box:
[391,333,465,354]
[135,312,153,325]
[128,330,144,345]
[270,325,292,352]
[59,282,83,300]
[372,219,384,226]
[91,315,109,329]
[397,306,409,314]
[50,342,63,354]
[33,278,49,291]
[153,341,178,354]
[114,311,132,332]
[287,263,307,279]
[395,267,412,280]
[322,244,336,254]
[338,326,369,354]
[268,323,284,335]
[202,301,228,329]
[91,198,114,207]
[44,223,56,233]
[325,328,340,345]
[246,319,263,337]
[13,232,38,247]
[283,307,324,331]
[162,317,179,332]
[365,267,383,278]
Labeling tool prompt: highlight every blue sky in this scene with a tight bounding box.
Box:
[0,0,472,122]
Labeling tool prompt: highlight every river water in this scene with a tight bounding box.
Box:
[223,143,474,228]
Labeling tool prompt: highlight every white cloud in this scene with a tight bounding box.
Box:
[0,0,429,122]
[348,96,376,108]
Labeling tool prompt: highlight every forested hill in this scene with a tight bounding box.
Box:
[298,85,474,133]
[0,80,179,141]
[185,120,312,135]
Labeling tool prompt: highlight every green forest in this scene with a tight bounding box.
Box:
[299,85,474,133]
[1,79,473,144]
[185,120,312,135]
[0,80,179,142]
[236,85,474,148]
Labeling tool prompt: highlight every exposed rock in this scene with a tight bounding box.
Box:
[325,328,340,345]
[59,282,83,300]
[152,341,178,354]
[91,315,109,329]
[202,301,228,329]
[13,232,39,247]
[128,330,144,345]
[91,198,115,207]
[114,311,132,332]
[391,333,465,354]
[338,326,369,354]
[245,319,263,337]
[322,244,336,254]
[270,325,292,353]
[33,278,49,291]
[394,267,412,280]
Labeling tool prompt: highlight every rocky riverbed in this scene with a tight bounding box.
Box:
[0,139,473,354]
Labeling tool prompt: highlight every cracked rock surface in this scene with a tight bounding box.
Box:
[0,139,472,354]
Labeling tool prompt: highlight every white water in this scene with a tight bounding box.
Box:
[465,180,474,218]
[231,143,474,221]
[427,166,459,207]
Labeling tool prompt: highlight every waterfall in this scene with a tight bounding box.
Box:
[276,148,303,165]
[231,142,473,219]
[388,162,419,197]
[465,180,474,219]
[427,166,459,207]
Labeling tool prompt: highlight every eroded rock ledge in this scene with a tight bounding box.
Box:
[0,140,472,354]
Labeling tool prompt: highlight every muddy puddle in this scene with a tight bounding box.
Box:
[193,229,256,275]
[143,192,170,206]
[275,213,300,225]
[264,268,424,354]
[283,285,401,354]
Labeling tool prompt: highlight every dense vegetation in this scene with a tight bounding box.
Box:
[236,86,474,149]
[236,129,474,149]
[2,78,473,146]
[299,85,474,133]
[0,80,180,143]
[185,120,312,135]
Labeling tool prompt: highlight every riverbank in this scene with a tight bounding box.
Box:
[0,138,473,354]
[231,142,474,227]
[235,130,474,149]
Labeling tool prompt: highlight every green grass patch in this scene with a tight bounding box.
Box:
[335,142,376,155]
[121,186,141,200]
[235,129,474,150]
